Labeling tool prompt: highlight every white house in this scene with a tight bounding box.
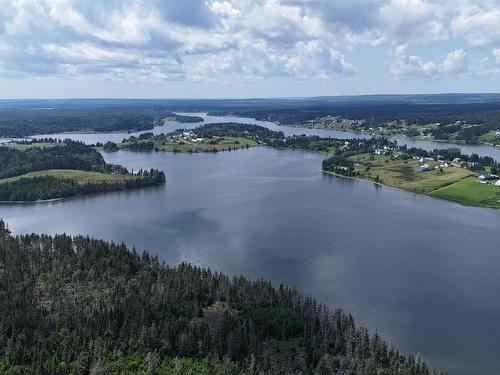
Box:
[419,164,430,172]
[495,180,500,186]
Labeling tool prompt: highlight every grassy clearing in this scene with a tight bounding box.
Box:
[4,143,60,151]
[346,152,500,208]
[351,153,473,194]
[0,169,139,185]
[479,131,500,146]
[158,136,257,152]
[430,177,500,208]
[122,136,258,152]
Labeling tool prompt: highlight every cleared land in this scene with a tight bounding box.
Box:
[3,142,60,151]
[349,153,474,194]
[430,177,500,208]
[479,131,500,146]
[122,136,257,152]
[0,169,140,185]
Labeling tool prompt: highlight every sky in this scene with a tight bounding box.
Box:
[1,0,500,98]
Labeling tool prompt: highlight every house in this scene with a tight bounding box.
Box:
[374,148,386,155]
[495,180,500,186]
[419,164,430,172]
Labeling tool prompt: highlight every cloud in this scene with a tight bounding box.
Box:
[391,44,467,78]
[0,0,498,85]
[451,4,500,46]
[493,49,500,63]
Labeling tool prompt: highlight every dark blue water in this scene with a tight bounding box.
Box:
[1,146,499,374]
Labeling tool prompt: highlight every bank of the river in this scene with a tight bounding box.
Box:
[322,169,499,209]
[282,122,500,149]
[323,151,499,209]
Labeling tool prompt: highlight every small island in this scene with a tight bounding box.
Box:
[107,123,275,153]
[0,139,165,202]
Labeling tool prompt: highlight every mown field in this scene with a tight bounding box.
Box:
[350,153,473,194]
[0,169,139,185]
[3,142,60,151]
[122,136,258,152]
[430,177,500,208]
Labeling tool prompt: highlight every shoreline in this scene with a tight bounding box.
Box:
[0,197,65,204]
[321,169,498,210]
[281,123,500,149]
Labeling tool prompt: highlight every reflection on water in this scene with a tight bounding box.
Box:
[1,147,499,374]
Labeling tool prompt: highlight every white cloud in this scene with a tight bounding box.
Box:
[391,44,467,78]
[451,4,500,46]
[0,0,498,84]
[493,49,500,63]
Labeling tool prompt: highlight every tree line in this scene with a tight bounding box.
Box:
[0,141,165,201]
[0,169,165,202]
[0,220,436,374]
[0,140,108,179]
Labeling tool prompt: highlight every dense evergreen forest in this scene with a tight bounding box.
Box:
[2,97,500,142]
[207,100,500,143]
[0,104,202,137]
[0,220,436,374]
[0,141,165,201]
[0,140,113,179]
[0,169,165,201]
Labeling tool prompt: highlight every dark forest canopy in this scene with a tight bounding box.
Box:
[0,104,200,137]
[0,140,117,179]
[0,221,437,374]
[2,95,500,138]
[0,140,165,201]
[0,169,165,202]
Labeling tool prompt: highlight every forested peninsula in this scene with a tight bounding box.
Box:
[0,105,203,137]
[0,140,165,201]
[0,220,436,374]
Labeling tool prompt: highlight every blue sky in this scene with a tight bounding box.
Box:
[1,0,500,98]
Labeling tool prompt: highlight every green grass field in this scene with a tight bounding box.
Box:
[430,177,500,208]
[0,169,139,185]
[4,143,60,150]
[345,153,500,208]
[158,136,257,152]
[479,131,500,146]
[121,136,258,153]
[351,153,473,194]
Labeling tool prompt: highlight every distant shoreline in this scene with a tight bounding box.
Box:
[282,123,500,149]
[0,197,64,204]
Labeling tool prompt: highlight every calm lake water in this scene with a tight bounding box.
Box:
[1,115,500,374]
[24,112,500,160]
